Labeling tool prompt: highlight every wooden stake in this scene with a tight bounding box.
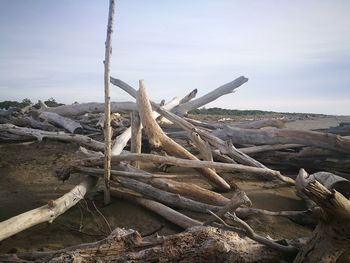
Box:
[104,0,116,205]
[130,111,142,168]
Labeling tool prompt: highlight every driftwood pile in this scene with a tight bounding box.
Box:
[0,76,350,262]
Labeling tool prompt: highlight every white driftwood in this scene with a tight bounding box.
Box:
[172,76,248,116]
[239,144,303,154]
[153,103,267,168]
[213,126,350,154]
[44,102,137,117]
[0,124,104,151]
[0,176,97,242]
[111,127,131,156]
[137,81,231,190]
[39,111,83,134]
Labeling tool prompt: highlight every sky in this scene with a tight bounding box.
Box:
[0,1,349,115]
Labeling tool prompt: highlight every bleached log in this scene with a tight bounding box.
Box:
[130,111,142,168]
[137,80,231,190]
[111,127,131,155]
[39,111,83,134]
[153,103,267,169]
[43,102,137,117]
[0,176,97,242]
[213,126,350,154]
[172,76,248,116]
[0,124,104,151]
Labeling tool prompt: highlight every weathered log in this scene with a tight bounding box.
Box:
[239,143,303,154]
[213,125,350,154]
[71,152,293,184]
[293,180,350,263]
[114,177,221,213]
[251,149,350,177]
[8,226,289,262]
[172,76,248,116]
[43,102,137,116]
[0,176,97,242]
[153,103,267,168]
[137,80,231,190]
[130,111,141,168]
[39,111,83,134]
[111,127,131,155]
[0,124,104,151]
[315,122,350,136]
[111,188,202,229]
[148,178,230,206]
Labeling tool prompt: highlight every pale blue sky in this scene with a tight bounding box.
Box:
[0,1,349,114]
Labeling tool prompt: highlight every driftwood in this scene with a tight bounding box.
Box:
[130,111,141,168]
[137,80,231,190]
[213,126,350,154]
[0,124,104,151]
[293,180,350,263]
[111,188,202,229]
[114,177,221,213]
[172,76,248,116]
[43,101,137,116]
[39,111,83,134]
[0,176,97,242]
[204,190,251,225]
[154,103,267,168]
[102,0,116,204]
[315,122,350,136]
[7,226,289,263]
[71,153,293,184]
[148,178,230,206]
[239,143,303,154]
[111,126,131,155]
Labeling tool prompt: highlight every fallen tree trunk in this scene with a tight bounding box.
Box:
[43,101,137,116]
[130,111,141,168]
[39,111,83,134]
[0,176,97,242]
[172,76,248,116]
[137,80,231,190]
[213,126,350,154]
[0,124,104,151]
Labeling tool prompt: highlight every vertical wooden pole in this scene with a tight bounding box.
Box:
[104,0,115,205]
[130,111,142,168]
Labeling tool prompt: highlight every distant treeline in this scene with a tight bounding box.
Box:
[189,107,277,116]
[188,107,324,117]
[0,98,64,109]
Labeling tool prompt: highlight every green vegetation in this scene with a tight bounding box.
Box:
[0,98,64,109]
[189,107,276,116]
